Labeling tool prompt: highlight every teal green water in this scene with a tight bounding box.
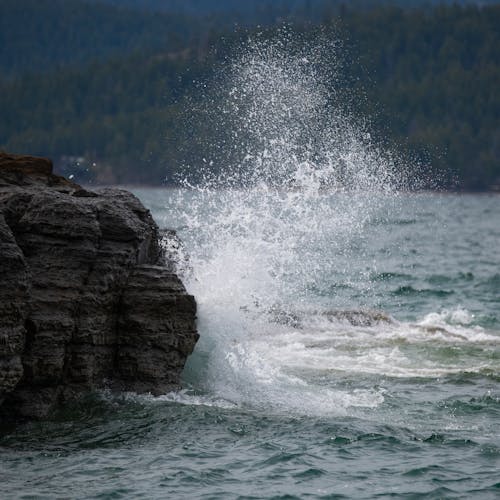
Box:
[1,192,499,499]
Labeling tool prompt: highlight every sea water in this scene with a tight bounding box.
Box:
[1,191,498,499]
[1,36,499,499]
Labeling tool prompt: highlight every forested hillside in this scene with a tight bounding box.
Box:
[0,1,498,189]
[0,0,196,77]
[90,0,500,15]
[340,5,500,189]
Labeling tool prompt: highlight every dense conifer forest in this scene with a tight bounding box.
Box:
[0,0,498,189]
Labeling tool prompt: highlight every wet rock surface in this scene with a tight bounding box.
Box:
[0,152,198,420]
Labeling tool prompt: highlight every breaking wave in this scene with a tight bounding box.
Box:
[155,35,499,416]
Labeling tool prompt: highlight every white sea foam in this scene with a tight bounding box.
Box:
[163,36,497,416]
[98,388,238,410]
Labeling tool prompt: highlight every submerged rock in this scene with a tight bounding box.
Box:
[269,305,393,329]
[0,152,198,420]
[323,309,394,327]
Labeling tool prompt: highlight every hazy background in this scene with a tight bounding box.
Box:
[0,0,498,189]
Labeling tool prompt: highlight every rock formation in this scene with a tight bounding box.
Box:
[0,152,198,420]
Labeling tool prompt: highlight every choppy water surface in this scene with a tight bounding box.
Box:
[2,35,500,499]
[2,193,498,500]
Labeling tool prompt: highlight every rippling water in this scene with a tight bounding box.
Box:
[2,192,498,499]
[2,35,500,499]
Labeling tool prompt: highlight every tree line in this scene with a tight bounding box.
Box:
[0,1,498,189]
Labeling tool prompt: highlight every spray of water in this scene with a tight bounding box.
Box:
[179,34,405,296]
[159,34,492,416]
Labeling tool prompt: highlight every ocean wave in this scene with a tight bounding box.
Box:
[100,389,240,410]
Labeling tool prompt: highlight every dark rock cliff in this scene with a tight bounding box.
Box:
[0,152,198,420]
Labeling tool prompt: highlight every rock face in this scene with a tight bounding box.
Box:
[0,152,198,419]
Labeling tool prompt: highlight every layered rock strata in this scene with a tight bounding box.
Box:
[0,152,198,419]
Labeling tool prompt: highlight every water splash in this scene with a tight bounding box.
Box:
[178,33,405,302]
[164,34,455,415]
